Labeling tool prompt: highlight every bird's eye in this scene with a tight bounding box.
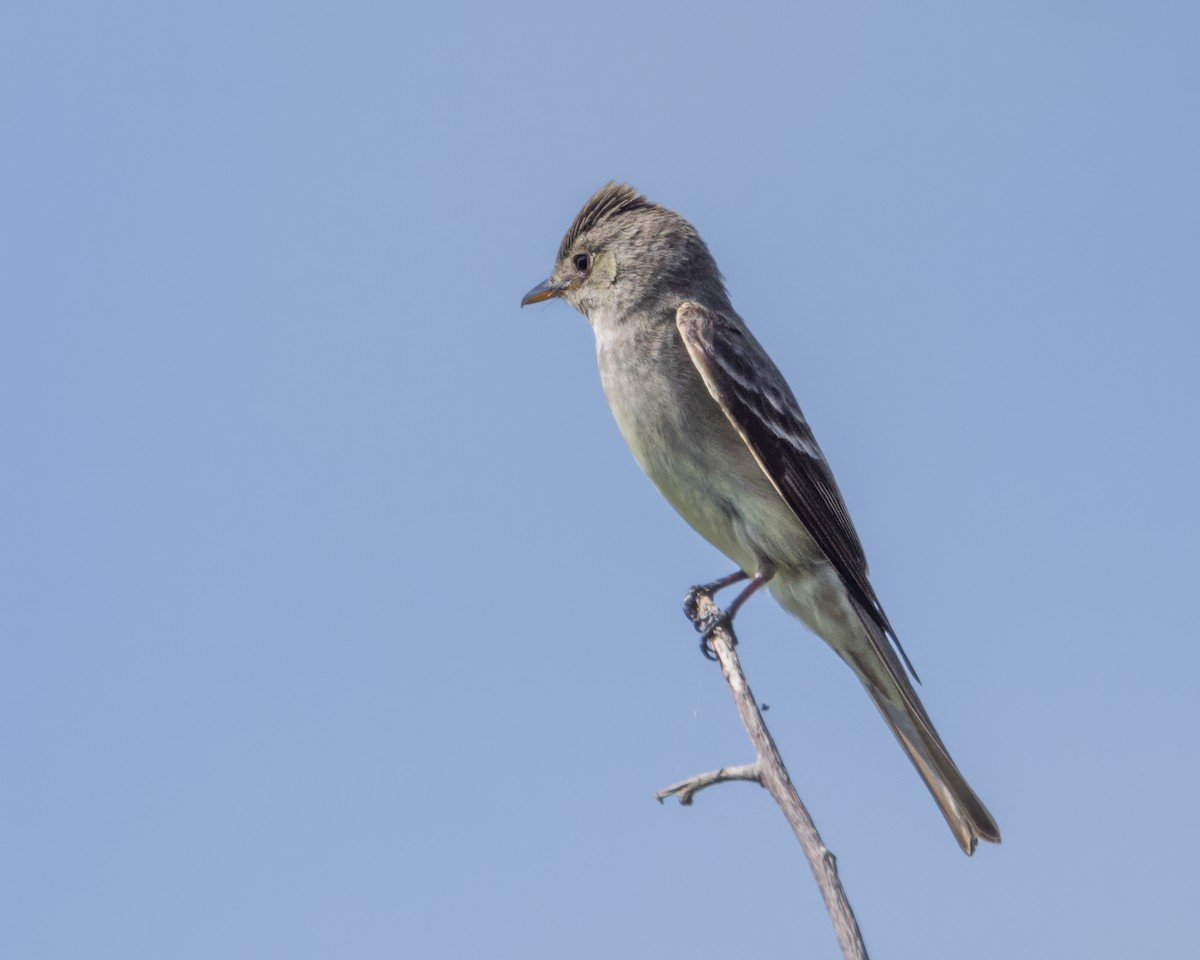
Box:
[573,253,590,273]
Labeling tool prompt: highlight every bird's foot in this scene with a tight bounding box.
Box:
[683,586,737,659]
[682,585,712,623]
[697,610,736,660]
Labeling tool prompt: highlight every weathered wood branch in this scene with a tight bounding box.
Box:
[660,587,869,960]
[656,762,762,805]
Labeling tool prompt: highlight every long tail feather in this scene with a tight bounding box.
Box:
[840,610,1001,854]
[771,574,1001,853]
[862,675,1001,854]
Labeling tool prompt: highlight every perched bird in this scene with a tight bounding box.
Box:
[522,183,1000,855]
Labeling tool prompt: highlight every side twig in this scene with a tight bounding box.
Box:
[660,588,869,960]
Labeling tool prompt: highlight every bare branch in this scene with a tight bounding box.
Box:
[656,762,762,805]
[663,588,870,960]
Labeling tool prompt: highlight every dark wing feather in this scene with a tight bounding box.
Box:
[676,302,919,682]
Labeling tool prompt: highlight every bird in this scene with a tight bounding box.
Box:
[521,182,1000,855]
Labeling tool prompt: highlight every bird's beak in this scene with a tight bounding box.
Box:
[521,277,567,306]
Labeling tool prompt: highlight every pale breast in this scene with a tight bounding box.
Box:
[593,313,817,574]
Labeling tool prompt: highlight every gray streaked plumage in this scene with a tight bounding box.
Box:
[522,182,1000,855]
[557,187,653,262]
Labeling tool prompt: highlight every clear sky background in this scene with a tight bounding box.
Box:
[3,3,1198,958]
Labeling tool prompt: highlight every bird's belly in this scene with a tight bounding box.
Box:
[599,347,813,574]
[638,434,760,572]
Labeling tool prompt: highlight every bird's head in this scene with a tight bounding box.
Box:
[521,182,726,321]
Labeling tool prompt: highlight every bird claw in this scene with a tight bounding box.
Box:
[682,586,709,622]
[683,586,737,659]
[697,610,736,660]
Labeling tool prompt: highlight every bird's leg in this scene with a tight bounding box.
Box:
[688,565,776,660]
[724,566,774,619]
[683,569,749,620]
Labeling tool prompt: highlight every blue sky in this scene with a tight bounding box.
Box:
[3,3,1198,957]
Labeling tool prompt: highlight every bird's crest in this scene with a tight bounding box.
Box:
[558,182,652,261]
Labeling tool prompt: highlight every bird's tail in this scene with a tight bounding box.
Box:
[773,575,1000,853]
[842,615,1001,855]
[862,669,1001,855]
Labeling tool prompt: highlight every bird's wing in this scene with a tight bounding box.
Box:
[676,301,919,681]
